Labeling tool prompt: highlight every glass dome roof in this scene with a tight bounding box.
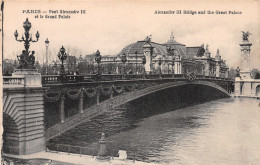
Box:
[119,33,189,58]
[119,41,167,57]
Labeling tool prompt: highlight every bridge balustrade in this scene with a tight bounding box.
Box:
[3,76,25,88]
[42,75,84,84]
[41,73,232,85]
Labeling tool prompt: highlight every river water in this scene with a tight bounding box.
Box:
[49,97,260,165]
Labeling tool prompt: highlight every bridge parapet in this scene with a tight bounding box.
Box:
[3,76,25,88]
[42,75,84,84]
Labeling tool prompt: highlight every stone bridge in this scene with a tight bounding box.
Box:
[42,74,233,140]
[3,74,233,154]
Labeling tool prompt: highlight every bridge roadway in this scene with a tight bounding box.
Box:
[44,74,233,140]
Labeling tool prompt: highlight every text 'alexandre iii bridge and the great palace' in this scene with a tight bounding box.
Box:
[2,18,260,161]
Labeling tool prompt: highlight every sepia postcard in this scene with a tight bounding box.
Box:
[0,0,260,164]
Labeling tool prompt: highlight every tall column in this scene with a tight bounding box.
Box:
[60,95,65,123]
[239,39,252,79]
[143,42,154,74]
[205,62,210,76]
[216,63,220,77]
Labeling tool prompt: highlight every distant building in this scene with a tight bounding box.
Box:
[114,32,229,77]
[71,32,229,77]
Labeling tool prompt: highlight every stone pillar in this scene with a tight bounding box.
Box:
[234,77,241,95]
[79,91,84,113]
[12,69,42,87]
[242,82,252,96]
[143,42,154,74]
[205,62,210,76]
[216,63,220,77]
[174,56,181,75]
[60,95,65,123]
[3,84,47,155]
[239,41,252,79]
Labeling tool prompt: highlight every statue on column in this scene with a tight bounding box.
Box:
[241,31,251,42]
[144,35,152,43]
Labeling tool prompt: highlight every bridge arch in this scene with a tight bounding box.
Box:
[2,90,46,155]
[46,80,230,140]
[3,114,19,154]
[2,94,24,154]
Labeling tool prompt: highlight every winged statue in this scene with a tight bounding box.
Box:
[241,31,251,42]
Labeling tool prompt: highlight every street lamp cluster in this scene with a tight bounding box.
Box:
[13,18,165,80]
[57,46,67,76]
[166,45,176,77]
[14,18,39,69]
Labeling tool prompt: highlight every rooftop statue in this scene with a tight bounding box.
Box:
[241,31,251,42]
[144,35,152,43]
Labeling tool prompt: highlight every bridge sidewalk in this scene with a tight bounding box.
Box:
[3,151,159,165]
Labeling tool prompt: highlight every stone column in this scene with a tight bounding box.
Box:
[60,95,65,123]
[234,77,241,96]
[3,85,47,155]
[216,63,220,77]
[143,42,154,74]
[205,62,210,76]
[239,41,252,79]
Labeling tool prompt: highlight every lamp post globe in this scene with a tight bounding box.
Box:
[23,18,31,32]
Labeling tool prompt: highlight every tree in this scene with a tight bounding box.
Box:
[251,69,260,79]
[228,67,236,79]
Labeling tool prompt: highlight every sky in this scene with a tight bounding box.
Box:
[2,0,260,69]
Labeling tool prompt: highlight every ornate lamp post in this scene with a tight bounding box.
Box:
[142,55,146,79]
[45,38,49,75]
[57,46,67,76]
[135,50,138,74]
[54,62,57,75]
[14,18,39,69]
[95,50,102,77]
[166,46,175,77]
[158,57,162,78]
[121,52,127,79]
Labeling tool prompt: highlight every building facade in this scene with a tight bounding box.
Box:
[105,33,229,77]
[73,33,229,77]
